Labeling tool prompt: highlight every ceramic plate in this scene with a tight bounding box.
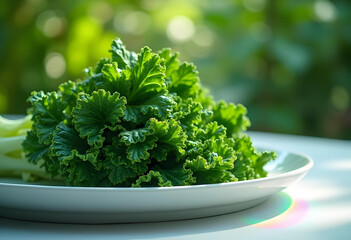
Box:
[0,149,313,224]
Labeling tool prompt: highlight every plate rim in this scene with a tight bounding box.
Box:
[0,149,313,192]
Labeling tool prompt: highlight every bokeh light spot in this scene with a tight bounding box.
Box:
[114,9,152,35]
[314,0,337,22]
[43,16,63,37]
[89,1,113,24]
[123,11,152,35]
[167,16,195,43]
[193,26,215,47]
[36,11,65,37]
[44,53,66,79]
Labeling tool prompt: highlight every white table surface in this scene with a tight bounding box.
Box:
[1,131,350,240]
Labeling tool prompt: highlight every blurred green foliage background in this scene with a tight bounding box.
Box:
[0,0,350,139]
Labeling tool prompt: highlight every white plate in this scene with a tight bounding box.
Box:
[0,149,313,224]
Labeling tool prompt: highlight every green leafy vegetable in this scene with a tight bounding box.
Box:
[1,38,276,187]
[72,89,126,147]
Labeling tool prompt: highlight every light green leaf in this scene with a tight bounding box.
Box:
[101,62,119,81]
[110,38,138,69]
[184,138,237,184]
[184,155,237,184]
[173,97,203,130]
[203,138,236,170]
[94,57,112,73]
[128,47,166,103]
[159,49,200,99]
[169,62,200,99]
[196,122,227,141]
[212,101,251,137]
[132,170,172,187]
[147,118,186,162]
[158,48,180,79]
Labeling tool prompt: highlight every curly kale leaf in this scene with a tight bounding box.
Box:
[72,90,126,147]
[110,38,138,69]
[231,135,277,180]
[184,138,237,184]
[159,49,200,99]
[21,38,276,187]
[212,101,251,137]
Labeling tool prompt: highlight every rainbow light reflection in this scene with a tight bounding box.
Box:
[243,192,309,229]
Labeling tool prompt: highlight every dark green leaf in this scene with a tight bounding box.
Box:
[22,130,50,164]
[31,92,65,144]
[51,123,99,168]
[72,90,126,147]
